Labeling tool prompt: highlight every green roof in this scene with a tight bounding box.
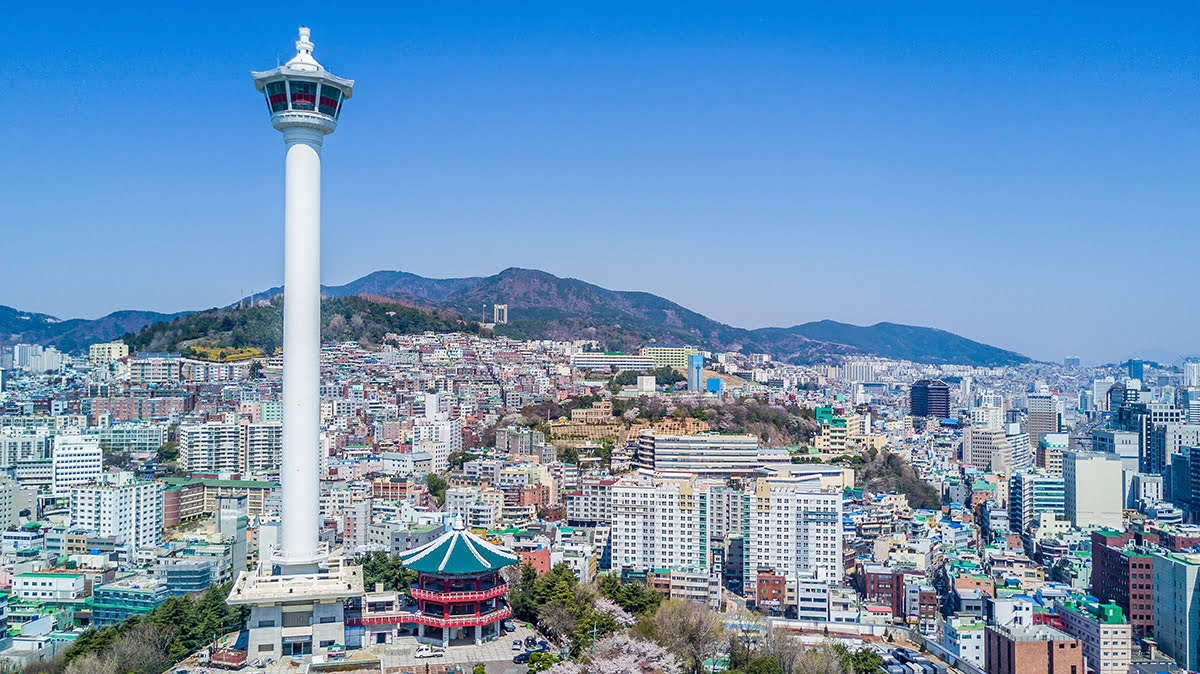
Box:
[398,517,519,575]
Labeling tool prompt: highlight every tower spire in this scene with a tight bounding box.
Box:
[286,26,321,71]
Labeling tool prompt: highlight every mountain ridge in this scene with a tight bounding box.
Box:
[3,268,1031,366]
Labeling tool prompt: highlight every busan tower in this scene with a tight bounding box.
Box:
[253,26,352,572]
[229,28,363,661]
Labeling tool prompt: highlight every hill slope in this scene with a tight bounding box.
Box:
[4,268,1029,366]
[121,296,481,357]
[305,268,1027,366]
[0,305,183,354]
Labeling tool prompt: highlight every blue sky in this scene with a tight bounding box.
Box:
[4,2,1199,363]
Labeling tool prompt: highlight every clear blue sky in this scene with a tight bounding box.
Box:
[4,3,1199,364]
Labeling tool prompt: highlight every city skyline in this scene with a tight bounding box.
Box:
[6,4,1200,363]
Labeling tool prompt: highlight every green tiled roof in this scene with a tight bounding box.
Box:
[399,516,518,575]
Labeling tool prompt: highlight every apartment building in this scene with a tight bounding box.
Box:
[411,394,462,473]
[564,477,618,527]
[179,423,240,473]
[51,435,102,497]
[747,475,844,605]
[69,474,164,549]
[610,475,745,575]
[1055,600,1131,674]
[128,353,183,386]
[639,344,699,368]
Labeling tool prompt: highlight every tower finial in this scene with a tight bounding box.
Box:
[297,26,313,54]
[286,26,321,71]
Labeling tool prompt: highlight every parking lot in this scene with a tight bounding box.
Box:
[180,623,546,674]
[369,622,542,673]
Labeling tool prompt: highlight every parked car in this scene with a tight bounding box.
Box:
[524,636,537,648]
[537,640,549,650]
[502,619,515,632]
[513,640,523,651]
[415,646,444,659]
[513,652,531,664]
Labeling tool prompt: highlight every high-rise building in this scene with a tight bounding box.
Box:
[610,475,744,576]
[1090,530,1155,639]
[747,475,844,595]
[217,495,249,577]
[1062,451,1123,530]
[492,304,508,324]
[842,361,875,384]
[1185,362,1200,389]
[1128,360,1145,381]
[1092,429,1140,473]
[69,474,164,549]
[687,354,704,392]
[178,424,241,473]
[910,380,950,419]
[1037,433,1069,475]
[51,436,102,497]
[963,427,1014,474]
[241,423,283,474]
[128,353,183,386]
[639,344,699,368]
[412,393,462,474]
[1153,551,1200,670]
[1026,394,1061,453]
[1008,471,1064,533]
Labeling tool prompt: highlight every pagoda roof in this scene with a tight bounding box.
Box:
[398,516,519,575]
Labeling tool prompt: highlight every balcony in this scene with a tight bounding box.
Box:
[411,583,509,603]
[346,604,511,629]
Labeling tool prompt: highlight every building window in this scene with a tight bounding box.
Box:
[265,82,288,112]
[290,81,317,111]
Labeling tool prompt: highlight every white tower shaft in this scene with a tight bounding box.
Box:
[280,126,324,565]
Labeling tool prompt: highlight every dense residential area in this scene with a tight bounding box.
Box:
[0,335,1192,674]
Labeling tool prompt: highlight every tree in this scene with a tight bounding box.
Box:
[762,629,804,674]
[355,551,418,593]
[529,650,563,672]
[794,643,847,674]
[550,633,682,674]
[539,601,579,650]
[653,599,725,674]
[448,451,480,469]
[155,442,179,463]
[745,656,785,674]
[596,574,660,616]
[425,473,448,506]
[836,646,883,674]
[473,664,488,674]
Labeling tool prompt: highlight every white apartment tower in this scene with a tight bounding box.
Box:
[412,393,462,473]
[69,474,164,549]
[179,423,241,473]
[747,476,844,593]
[610,475,748,574]
[51,435,103,497]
